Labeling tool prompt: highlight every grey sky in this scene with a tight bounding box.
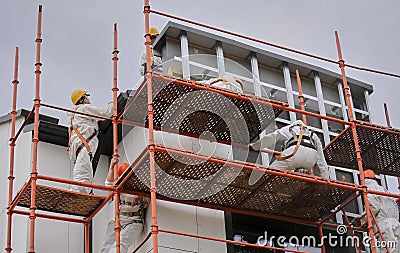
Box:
[1,0,399,127]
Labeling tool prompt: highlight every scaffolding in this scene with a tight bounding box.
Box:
[5,1,400,253]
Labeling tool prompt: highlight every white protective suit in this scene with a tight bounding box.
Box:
[365,178,400,253]
[251,120,330,178]
[204,74,243,93]
[100,180,148,253]
[67,103,113,193]
[139,46,162,76]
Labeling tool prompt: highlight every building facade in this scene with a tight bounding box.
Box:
[1,21,390,253]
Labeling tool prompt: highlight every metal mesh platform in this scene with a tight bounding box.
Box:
[324,121,400,177]
[122,73,287,144]
[16,184,106,217]
[119,145,356,221]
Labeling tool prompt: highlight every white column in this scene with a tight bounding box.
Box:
[180,31,190,79]
[250,52,261,96]
[216,41,225,77]
[364,90,372,122]
[250,53,270,166]
[282,62,296,122]
[337,82,349,122]
[313,71,330,145]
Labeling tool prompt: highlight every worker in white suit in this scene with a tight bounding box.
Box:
[100,159,148,253]
[363,169,400,253]
[139,27,162,76]
[67,90,113,193]
[250,120,330,178]
[205,74,244,93]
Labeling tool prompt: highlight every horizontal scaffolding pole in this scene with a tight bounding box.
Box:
[151,10,400,79]
[41,103,112,121]
[155,194,317,225]
[12,209,85,224]
[121,118,281,155]
[153,73,352,126]
[367,189,400,199]
[344,63,400,79]
[151,10,337,65]
[37,174,113,192]
[155,145,363,191]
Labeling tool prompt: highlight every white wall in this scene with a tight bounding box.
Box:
[118,126,228,253]
[138,201,226,253]
[0,116,32,253]
[1,117,228,253]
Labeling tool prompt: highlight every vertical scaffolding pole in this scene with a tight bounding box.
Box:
[144,1,159,252]
[6,47,19,253]
[28,6,43,253]
[84,222,90,253]
[383,103,391,128]
[317,223,325,253]
[112,23,122,253]
[295,70,307,124]
[383,103,400,190]
[335,31,377,253]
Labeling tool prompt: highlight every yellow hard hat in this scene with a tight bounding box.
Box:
[149,27,159,36]
[71,89,88,105]
[364,169,376,179]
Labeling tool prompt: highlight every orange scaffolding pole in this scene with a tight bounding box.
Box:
[340,207,362,253]
[84,222,90,253]
[318,223,326,253]
[6,46,19,253]
[383,102,400,191]
[6,2,400,253]
[27,5,43,253]
[155,145,363,191]
[12,210,85,224]
[150,9,400,79]
[13,107,34,142]
[111,23,122,253]
[144,1,159,252]
[335,31,377,253]
[41,103,111,121]
[151,72,352,126]
[36,174,113,191]
[319,192,361,224]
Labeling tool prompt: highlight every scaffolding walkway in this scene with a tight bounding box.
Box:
[324,120,400,177]
[5,1,400,253]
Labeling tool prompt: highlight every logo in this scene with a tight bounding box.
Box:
[336,225,347,235]
[256,230,397,250]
